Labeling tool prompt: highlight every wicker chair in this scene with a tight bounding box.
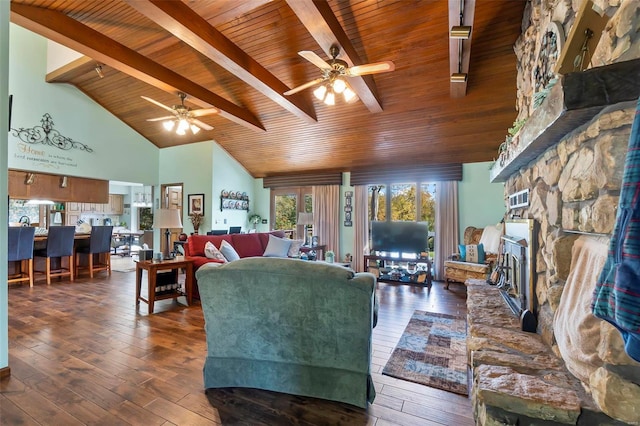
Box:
[443,226,499,289]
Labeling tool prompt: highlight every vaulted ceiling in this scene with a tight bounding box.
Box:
[10,0,526,178]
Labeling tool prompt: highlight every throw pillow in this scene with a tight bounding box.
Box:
[459,243,485,263]
[263,234,292,258]
[287,239,304,257]
[220,240,241,262]
[204,241,227,263]
[479,224,502,253]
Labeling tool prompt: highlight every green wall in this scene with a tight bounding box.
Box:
[159,141,214,234]
[252,179,271,233]
[1,0,10,371]
[158,141,257,235]
[8,25,159,184]
[458,162,505,242]
[211,143,256,233]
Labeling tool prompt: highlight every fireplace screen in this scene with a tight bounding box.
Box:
[500,236,528,314]
[499,219,537,315]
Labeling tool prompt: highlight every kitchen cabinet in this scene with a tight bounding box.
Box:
[82,203,104,213]
[106,194,124,214]
[8,169,108,203]
[66,212,81,226]
[67,202,81,212]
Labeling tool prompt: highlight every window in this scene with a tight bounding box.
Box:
[368,182,436,254]
[368,185,386,221]
[271,187,312,239]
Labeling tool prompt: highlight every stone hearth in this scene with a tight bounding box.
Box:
[467,279,628,425]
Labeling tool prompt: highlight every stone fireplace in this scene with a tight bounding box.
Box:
[467,0,640,424]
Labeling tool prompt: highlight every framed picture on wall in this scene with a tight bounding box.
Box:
[188,194,205,216]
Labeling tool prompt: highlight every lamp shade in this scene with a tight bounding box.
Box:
[153,208,183,229]
[297,212,313,226]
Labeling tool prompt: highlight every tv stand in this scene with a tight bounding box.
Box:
[365,254,432,288]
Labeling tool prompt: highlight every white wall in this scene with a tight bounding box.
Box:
[46,40,82,73]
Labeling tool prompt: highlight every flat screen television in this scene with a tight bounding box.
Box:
[371,221,429,255]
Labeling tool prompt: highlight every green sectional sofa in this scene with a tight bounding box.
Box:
[196,257,378,408]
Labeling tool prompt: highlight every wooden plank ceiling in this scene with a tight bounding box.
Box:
[10,0,525,179]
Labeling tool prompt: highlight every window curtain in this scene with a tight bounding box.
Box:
[353,185,369,272]
[312,185,340,260]
[434,181,459,281]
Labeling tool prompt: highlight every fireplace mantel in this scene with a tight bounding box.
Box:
[490,58,640,183]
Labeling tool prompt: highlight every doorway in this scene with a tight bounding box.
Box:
[159,183,183,255]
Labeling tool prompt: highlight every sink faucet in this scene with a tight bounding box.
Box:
[18,215,31,226]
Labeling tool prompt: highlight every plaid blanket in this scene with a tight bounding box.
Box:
[592,97,640,362]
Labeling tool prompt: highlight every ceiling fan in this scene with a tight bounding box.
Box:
[141,92,217,135]
[284,45,395,105]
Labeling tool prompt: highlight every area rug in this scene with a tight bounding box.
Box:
[110,256,136,273]
[382,310,468,395]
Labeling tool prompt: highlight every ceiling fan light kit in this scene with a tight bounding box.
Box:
[142,92,216,135]
[284,45,393,106]
[450,25,472,39]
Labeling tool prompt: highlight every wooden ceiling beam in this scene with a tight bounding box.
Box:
[448,0,476,98]
[126,0,317,124]
[46,56,95,83]
[10,3,265,133]
[285,0,384,113]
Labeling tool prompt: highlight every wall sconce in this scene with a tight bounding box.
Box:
[60,176,68,188]
[450,26,472,39]
[450,73,468,83]
[25,173,35,185]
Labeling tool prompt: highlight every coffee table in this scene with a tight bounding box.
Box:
[136,257,194,314]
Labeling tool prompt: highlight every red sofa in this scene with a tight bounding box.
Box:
[184,230,286,299]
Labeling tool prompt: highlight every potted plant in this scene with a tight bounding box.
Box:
[325,250,335,263]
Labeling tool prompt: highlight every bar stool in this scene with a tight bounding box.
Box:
[8,226,36,287]
[75,225,113,278]
[33,226,76,285]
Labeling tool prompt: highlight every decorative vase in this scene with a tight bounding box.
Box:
[326,254,334,263]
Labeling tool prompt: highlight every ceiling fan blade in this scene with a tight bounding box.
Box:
[192,119,213,131]
[284,78,325,96]
[146,116,176,122]
[298,51,332,70]
[191,107,219,117]
[347,61,395,76]
[141,96,176,113]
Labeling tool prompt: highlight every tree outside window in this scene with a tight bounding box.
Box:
[271,187,313,239]
[390,184,416,221]
[274,194,297,230]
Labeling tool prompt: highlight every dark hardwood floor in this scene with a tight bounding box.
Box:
[1,260,473,425]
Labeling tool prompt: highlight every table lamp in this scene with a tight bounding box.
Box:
[297,212,313,246]
[153,208,183,260]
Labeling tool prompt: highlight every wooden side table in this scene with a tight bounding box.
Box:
[136,257,194,314]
